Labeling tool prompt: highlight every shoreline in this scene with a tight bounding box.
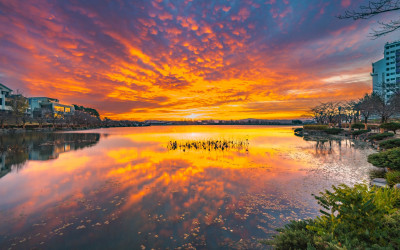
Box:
[0,124,303,134]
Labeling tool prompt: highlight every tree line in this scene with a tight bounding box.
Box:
[309,92,400,125]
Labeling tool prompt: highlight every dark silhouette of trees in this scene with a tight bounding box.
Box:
[338,0,400,38]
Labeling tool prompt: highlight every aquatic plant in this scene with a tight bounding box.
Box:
[167,138,249,152]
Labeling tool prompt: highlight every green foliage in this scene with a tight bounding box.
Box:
[294,128,303,133]
[368,147,400,170]
[261,219,316,250]
[73,104,100,117]
[292,120,303,124]
[380,122,400,134]
[351,123,365,130]
[367,124,379,130]
[324,128,343,135]
[368,132,395,141]
[303,125,329,131]
[385,171,400,187]
[379,139,400,150]
[265,184,400,249]
[351,130,369,136]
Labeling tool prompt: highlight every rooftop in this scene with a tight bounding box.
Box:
[0,83,12,92]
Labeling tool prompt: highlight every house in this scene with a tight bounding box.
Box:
[28,97,75,118]
[0,83,12,112]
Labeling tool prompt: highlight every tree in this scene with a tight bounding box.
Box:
[0,111,10,128]
[9,91,29,127]
[356,94,375,124]
[35,109,51,128]
[371,93,397,123]
[338,0,400,38]
[380,122,400,133]
[73,104,100,117]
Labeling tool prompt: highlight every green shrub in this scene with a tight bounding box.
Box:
[294,128,303,132]
[352,130,369,136]
[264,184,400,249]
[324,128,343,135]
[368,132,394,141]
[351,123,365,130]
[380,122,400,134]
[303,125,329,131]
[368,147,400,170]
[379,139,400,150]
[261,219,316,250]
[385,171,400,187]
[367,124,380,130]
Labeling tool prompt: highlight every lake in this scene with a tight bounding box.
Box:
[0,126,377,249]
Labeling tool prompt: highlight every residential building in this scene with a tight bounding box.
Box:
[0,83,12,111]
[28,97,75,117]
[371,40,400,102]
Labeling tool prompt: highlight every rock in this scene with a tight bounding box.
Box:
[370,178,388,188]
[394,184,400,189]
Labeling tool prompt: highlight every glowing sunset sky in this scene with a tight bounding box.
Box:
[0,0,399,120]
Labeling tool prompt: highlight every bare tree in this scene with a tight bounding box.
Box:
[338,0,400,38]
[356,94,375,123]
[371,93,397,123]
[0,111,10,128]
[9,90,29,127]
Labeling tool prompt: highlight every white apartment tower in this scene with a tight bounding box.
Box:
[371,40,400,102]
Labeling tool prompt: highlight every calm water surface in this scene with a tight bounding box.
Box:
[0,126,377,249]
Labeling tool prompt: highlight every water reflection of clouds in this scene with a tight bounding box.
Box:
[0,126,377,249]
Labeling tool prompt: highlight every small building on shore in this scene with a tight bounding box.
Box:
[0,83,12,112]
[28,97,75,118]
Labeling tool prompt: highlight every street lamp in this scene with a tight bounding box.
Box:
[338,106,342,128]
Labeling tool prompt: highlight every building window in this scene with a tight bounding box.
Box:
[54,106,64,112]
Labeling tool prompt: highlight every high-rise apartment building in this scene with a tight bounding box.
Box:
[371,40,400,102]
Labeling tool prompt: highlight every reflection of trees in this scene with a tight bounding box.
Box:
[303,136,368,157]
[0,133,100,178]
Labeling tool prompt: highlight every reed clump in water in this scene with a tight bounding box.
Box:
[167,138,249,152]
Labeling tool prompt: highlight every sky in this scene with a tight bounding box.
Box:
[0,0,399,120]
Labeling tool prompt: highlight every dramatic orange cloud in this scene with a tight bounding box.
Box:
[0,0,398,120]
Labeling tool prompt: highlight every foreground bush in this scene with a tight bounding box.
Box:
[386,171,400,187]
[380,122,400,134]
[379,139,400,150]
[324,128,343,135]
[368,132,394,141]
[367,124,380,130]
[351,123,365,130]
[303,125,329,131]
[352,130,369,136]
[294,128,303,132]
[264,184,400,249]
[368,147,400,171]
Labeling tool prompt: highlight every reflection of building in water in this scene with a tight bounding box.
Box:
[0,133,100,178]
